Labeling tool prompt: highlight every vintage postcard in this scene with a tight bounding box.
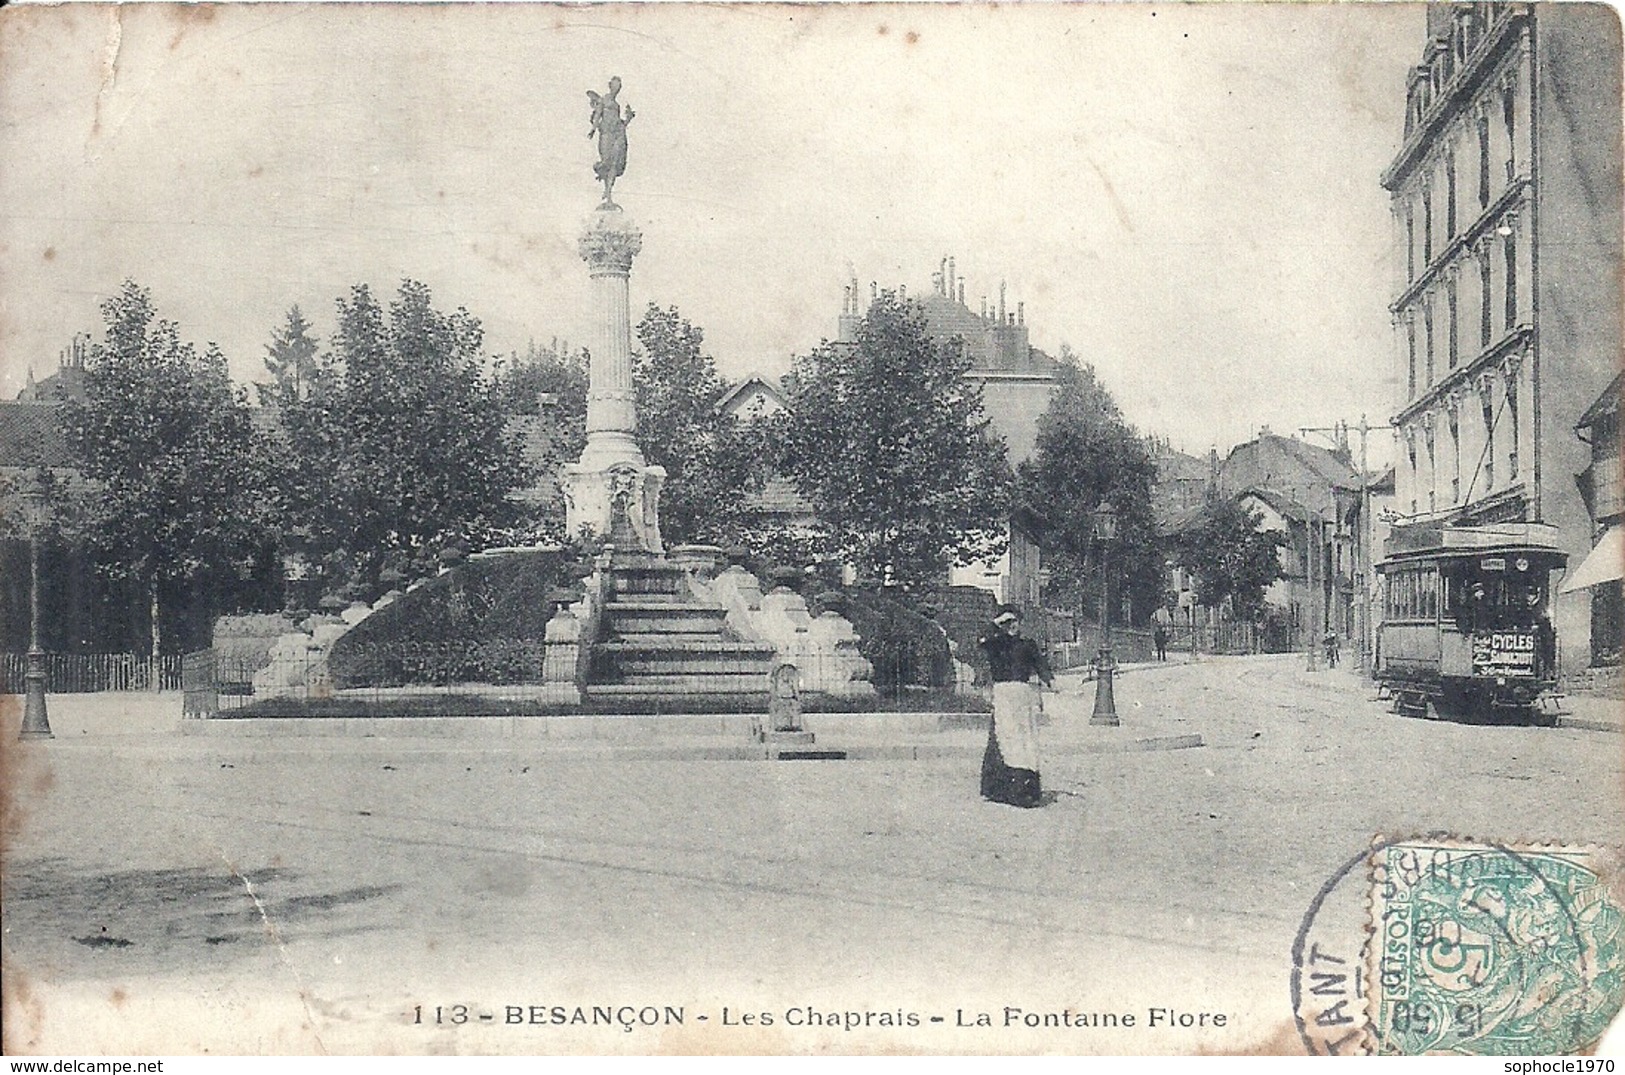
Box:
[2,1,1622,1057]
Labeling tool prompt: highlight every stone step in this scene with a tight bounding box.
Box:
[596,649,776,669]
[598,637,777,655]
[605,608,730,635]
[602,672,774,692]
[594,653,777,678]
[611,576,684,596]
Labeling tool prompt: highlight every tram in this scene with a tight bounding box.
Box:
[1375,522,1567,722]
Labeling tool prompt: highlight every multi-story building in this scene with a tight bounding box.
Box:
[1382,2,1622,671]
[837,259,1062,463]
[1219,430,1366,650]
[1566,373,1623,667]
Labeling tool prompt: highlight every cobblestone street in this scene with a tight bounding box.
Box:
[4,654,1621,1054]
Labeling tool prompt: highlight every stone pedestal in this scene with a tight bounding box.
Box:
[565,204,666,553]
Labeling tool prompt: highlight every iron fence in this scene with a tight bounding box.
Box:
[1,652,183,693]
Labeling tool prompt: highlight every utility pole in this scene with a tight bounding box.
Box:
[1305,514,1320,671]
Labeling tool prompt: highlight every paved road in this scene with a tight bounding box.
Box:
[3,655,1621,1055]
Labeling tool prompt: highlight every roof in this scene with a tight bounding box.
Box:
[16,364,88,404]
[1236,486,1315,524]
[716,376,788,418]
[1221,433,1361,504]
[1160,501,1209,537]
[1576,371,1623,431]
[1264,434,1361,489]
[1154,447,1210,483]
[0,403,75,468]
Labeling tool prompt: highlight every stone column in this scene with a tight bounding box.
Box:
[564,205,666,552]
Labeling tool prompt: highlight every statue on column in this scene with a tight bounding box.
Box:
[587,76,635,207]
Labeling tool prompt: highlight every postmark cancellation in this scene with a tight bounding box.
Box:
[1366,839,1624,1056]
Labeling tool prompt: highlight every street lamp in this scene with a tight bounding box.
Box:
[1091,500,1120,727]
[18,470,52,740]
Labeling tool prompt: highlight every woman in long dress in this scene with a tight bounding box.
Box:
[978,605,1054,808]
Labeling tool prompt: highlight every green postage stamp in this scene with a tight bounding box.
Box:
[1368,839,1624,1055]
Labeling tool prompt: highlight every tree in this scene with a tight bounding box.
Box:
[275,280,527,596]
[632,304,769,546]
[780,291,1011,588]
[62,280,270,664]
[1016,350,1161,625]
[1175,495,1287,621]
[260,305,320,405]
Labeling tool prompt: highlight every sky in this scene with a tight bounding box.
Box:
[0,2,1422,460]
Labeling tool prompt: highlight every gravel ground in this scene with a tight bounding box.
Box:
[3,654,1621,1055]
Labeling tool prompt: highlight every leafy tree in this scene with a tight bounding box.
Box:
[260,305,320,405]
[1175,495,1286,621]
[275,280,527,596]
[62,280,270,664]
[496,338,588,428]
[1016,350,1161,625]
[780,291,1011,588]
[632,305,770,546]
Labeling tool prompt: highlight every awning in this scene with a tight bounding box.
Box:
[1561,525,1624,593]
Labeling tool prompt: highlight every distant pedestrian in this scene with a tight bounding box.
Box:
[1152,605,1173,662]
[977,605,1054,808]
[1323,630,1340,668]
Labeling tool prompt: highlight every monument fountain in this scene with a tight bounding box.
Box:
[559,78,873,714]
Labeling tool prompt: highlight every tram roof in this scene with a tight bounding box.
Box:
[1381,522,1566,564]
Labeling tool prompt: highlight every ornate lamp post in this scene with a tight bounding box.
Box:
[19,470,52,740]
[1090,500,1120,727]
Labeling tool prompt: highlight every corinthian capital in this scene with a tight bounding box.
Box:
[578,208,644,273]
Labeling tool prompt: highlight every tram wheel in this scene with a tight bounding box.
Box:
[1396,693,1427,719]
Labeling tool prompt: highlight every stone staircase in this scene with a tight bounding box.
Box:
[584,556,778,712]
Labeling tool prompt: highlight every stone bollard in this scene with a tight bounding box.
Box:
[544,606,583,705]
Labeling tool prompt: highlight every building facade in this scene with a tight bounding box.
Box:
[1382,3,1623,671]
[1567,373,1623,666]
[1219,431,1366,651]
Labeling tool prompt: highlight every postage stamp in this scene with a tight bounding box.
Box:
[1366,839,1624,1056]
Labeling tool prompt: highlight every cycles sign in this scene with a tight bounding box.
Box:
[1472,631,1536,677]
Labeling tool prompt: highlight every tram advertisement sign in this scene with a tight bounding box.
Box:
[1471,630,1537,676]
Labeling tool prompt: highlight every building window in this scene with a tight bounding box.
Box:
[1425,426,1437,513]
[1503,85,1517,181]
[1424,299,1435,386]
[1504,231,1518,329]
[1406,208,1415,281]
[1407,318,1418,397]
[1483,397,1496,491]
[1507,375,1520,479]
[1449,411,1461,502]
[1446,278,1459,368]
[1446,152,1457,237]
[1478,114,1491,207]
[1423,190,1433,265]
[1480,252,1493,347]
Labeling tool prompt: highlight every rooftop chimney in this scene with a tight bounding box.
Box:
[1017,301,1025,326]
[998,281,1007,324]
[957,280,965,305]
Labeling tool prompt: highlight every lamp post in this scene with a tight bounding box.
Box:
[18,470,52,740]
[1090,500,1120,727]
